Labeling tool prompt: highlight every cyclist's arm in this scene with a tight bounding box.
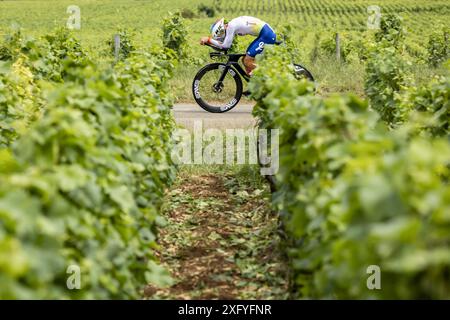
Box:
[208,25,235,49]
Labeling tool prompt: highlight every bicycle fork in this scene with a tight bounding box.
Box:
[214,61,250,91]
[213,64,236,93]
[212,65,229,93]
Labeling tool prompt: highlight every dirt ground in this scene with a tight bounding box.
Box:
[144,166,289,299]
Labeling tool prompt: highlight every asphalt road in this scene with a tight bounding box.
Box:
[172,103,256,129]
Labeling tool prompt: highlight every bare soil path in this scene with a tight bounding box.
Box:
[144,166,289,299]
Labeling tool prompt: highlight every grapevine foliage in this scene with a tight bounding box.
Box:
[0,57,42,148]
[427,27,450,67]
[366,15,449,131]
[375,14,406,49]
[107,28,136,61]
[250,42,450,299]
[0,27,88,82]
[401,72,450,136]
[162,11,188,61]
[0,30,178,299]
[365,45,411,126]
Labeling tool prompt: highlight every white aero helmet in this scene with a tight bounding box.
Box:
[210,18,226,41]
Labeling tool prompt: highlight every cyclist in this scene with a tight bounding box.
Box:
[200,16,277,76]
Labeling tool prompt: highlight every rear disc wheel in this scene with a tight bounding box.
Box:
[293,63,315,82]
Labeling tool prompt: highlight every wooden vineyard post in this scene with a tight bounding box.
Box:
[114,34,120,63]
[445,31,449,58]
[335,32,341,62]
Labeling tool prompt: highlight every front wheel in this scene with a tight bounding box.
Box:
[192,63,243,113]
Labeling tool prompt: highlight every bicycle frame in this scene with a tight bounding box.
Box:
[215,54,250,83]
[207,43,250,85]
[205,42,314,89]
[194,42,315,113]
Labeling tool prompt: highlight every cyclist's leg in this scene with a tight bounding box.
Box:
[243,56,256,75]
[244,24,277,75]
[243,39,260,75]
